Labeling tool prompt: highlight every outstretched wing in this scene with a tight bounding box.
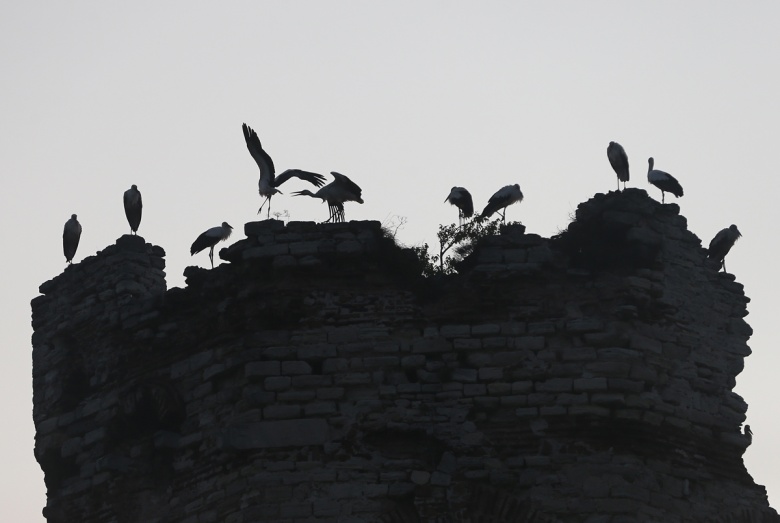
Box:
[330,171,363,200]
[275,169,326,188]
[242,123,275,180]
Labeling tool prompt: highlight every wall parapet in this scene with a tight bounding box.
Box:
[31,190,777,522]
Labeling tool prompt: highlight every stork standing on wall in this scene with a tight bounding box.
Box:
[293,171,363,223]
[444,186,474,226]
[123,184,142,234]
[607,141,630,191]
[647,157,683,203]
[707,224,742,272]
[190,222,233,268]
[242,123,326,218]
[480,184,523,222]
[63,214,82,264]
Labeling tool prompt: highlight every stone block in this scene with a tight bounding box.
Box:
[289,241,320,255]
[569,405,610,417]
[336,240,363,254]
[242,243,289,259]
[528,321,556,335]
[453,338,482,350]
[322,358,348,374]
[472,323,501,336]
[316,387,344,400]
[585,361,631,377]
[565,318,604,333]
[224,419,329,449]
[561,347,597,361]
[592,392,626,405]
[441,324,470,337]
[536,378,572,392]
[410,471,430,485]
[452,368,478,382]
[281,361,312,375]
[513,336,545,350]
[246,361,281,378]
[482,336,508,349]
[478,367,504,380]
[272,254,297,268]
[264,376,291,391]
[574,377,608,392]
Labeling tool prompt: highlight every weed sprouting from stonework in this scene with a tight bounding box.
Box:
[413,217,503,277]
[381,214,408,241]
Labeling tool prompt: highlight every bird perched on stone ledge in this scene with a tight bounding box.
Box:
[480,184,523,222]
[607,141,630,191]
[63,214,82,264]
[293,171,363,223]
[708,224,742,272]
[647,157,683,203]
[745,424,753,438]
[191,222,233,268]
[123,184,142,235]
[444,186,474,226]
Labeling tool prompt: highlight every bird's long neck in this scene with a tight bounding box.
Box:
[297,190,320,200]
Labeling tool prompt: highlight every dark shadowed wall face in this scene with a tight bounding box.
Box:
[31,192,777,523]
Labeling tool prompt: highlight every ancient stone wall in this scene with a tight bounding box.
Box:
[31,190,778,522]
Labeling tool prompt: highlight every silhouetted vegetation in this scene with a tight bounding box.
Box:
[412,217,503,277]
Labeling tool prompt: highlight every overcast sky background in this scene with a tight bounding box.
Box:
[2,2,779,519]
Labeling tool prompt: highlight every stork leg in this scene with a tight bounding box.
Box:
[258,196,273,218]
[209,247,215,269]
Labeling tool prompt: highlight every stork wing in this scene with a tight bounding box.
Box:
[607,142,630,182]
[275,169,327,188]
[330,171,362,198]
[453,188,474,217]
[123,189,143,232]
[242,123,275,179]
[708,228,728,253]
[190,226,225,255]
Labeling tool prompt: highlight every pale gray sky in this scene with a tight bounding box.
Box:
[3,2,779,519]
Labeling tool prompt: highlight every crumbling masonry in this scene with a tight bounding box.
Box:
[31,189,778,522]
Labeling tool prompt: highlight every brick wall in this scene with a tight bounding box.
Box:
[31,189,778,522]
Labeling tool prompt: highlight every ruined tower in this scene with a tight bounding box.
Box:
[31,190,778,522]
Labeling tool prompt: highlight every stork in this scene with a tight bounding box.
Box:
[647,157,683,203]
[745,425,753,438]
[444,187,474,226]
[63,214,82,264]
[293,171,363,223]
[607,141,629,191]
[480,184,523,222]
[123,184,142,234]
[707,224,741,272]
[242,123,326,218]
[190,222,233,268]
